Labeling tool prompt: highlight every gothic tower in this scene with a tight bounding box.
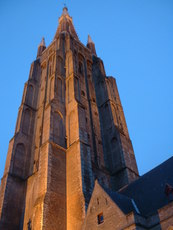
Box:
[0,7,139,230]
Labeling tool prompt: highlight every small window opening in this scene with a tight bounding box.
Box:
[81,90,85,96]
[27,219,32,230]
[97,198,99,205]
[97,212,104,225]
[92,98,96,103]
[78,62,83,74]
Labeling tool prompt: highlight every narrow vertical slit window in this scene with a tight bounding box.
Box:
[97,212,104,225]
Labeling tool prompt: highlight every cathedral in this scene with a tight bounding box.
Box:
[0,7,173,230]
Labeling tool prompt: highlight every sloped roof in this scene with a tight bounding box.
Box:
[120,156,173,217]
[99,182,139,215]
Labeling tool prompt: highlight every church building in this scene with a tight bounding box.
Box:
[0,7,173,230]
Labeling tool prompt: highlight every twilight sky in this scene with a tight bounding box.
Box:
[0,0,173,180]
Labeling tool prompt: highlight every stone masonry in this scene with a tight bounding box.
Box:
[0,7,141,230]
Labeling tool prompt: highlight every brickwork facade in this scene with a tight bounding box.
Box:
[0,6,172,230]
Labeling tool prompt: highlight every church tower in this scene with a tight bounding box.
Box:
[0,7,139,230]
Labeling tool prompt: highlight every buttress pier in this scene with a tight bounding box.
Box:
[0,7,139,230]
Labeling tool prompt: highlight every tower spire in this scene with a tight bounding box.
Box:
[54,7,79,40]
[62,5,68,15]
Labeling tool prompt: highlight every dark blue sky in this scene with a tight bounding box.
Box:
[0,0,173,179]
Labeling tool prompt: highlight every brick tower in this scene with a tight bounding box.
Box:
[0,7,139,230]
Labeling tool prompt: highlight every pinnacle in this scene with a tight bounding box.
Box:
[87,35,94,44]
[39,37,46,47]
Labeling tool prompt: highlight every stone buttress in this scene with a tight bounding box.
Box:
[0,7,139,230]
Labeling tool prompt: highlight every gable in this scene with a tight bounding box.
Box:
[83,181,136,230]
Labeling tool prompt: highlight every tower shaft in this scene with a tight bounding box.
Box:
[0,7,139,230]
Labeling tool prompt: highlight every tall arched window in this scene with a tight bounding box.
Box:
[22,109,31,135]
[13,143,25,177]
[78,61,83,75]
[57,77,62,100]
[53,112,64,146]
[58,56,63,75]
[27,85,34,106]
[110,136,121,171]
[74,77,80,101]
[104,103,110,125]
